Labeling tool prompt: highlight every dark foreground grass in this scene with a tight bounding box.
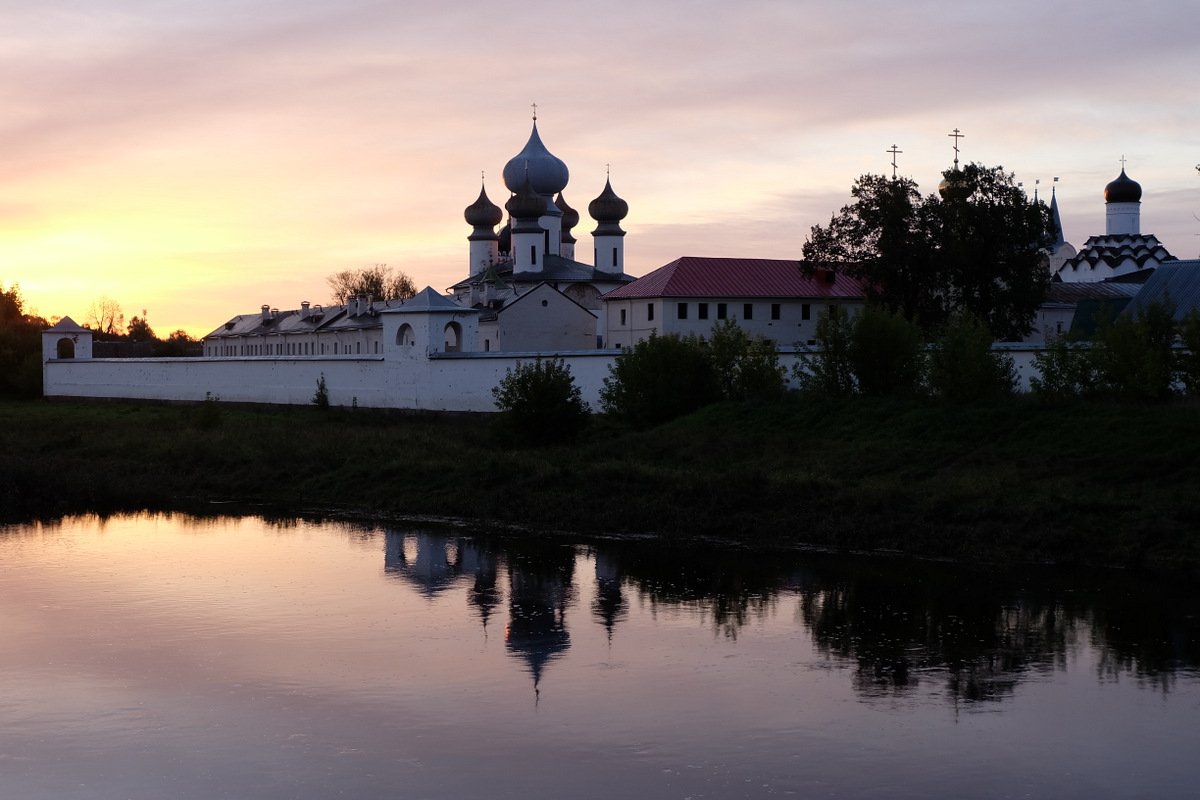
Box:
[2,396,1198,568]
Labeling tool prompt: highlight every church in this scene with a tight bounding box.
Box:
[201,117,635,358]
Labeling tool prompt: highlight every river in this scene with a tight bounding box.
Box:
[1,512,1197,799]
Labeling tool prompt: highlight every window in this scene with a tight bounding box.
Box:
[743,304,754,320]
[677,302,688,320]
[771,303,781,320]
[717,303,727,320]
[802,304,811,321]
[647,303,654,322]
[698,303,709,320]
[619,309,627,326]
[531,244,537,265]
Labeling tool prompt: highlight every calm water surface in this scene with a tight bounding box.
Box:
[1,512,1197,799]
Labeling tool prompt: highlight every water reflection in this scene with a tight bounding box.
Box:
[373,528,1199,704]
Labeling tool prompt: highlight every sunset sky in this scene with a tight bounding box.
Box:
[3,0,1198,337]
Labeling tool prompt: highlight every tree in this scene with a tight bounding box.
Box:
[327,264,416,305]
[492,357,589,445]
[126,314,155,342]
[803,165,1053,340]
[86,296,125,337]
[927,312,1016,403]
[795,305,856,397]
[848,306,925,396]
[0,282,49,397]
[707,320,785,402]
[600,334,718,427]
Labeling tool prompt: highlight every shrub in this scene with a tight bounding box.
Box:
[492,357,589,445]
[848,306,925,396]
[1030,336,1098,400]
[601,334,717,426]
[312,374,330,409]
[795,305,855,397]
[1092,300,1176,402]
[928,312,1015,403]
[707,320,785,402]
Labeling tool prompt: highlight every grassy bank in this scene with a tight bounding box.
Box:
[2,397,1199,568]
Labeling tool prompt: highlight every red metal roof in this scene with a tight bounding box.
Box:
[601,257,865,300]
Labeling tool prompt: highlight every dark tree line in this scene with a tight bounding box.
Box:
[803,164,1054,341]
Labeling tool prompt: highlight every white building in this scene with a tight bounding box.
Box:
[601,257,866,348]
[1055,167,1178,283]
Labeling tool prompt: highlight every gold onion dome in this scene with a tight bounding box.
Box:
[1104,168,1142,203]
[938,169,970,201]
[464,184,503,228]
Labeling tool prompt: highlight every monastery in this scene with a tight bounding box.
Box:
[41,123,1197,408]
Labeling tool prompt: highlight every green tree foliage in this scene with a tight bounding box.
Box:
[928,312,1016,403]
[848,306,925,396]
[492,357,589,445]
[707,320,785,402]
[0,283,48,397]
[1030,336,1099,400]
[327,264,417,305]
[1092,300,1177,402]
[796,305,855,397]
[312,373,330,410]
[803,165,1053,340]
[601,334,717,427]
[155,329,198,357]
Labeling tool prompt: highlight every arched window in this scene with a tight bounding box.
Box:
[56,337,75,359]
[396,324,414,347]
[443,321,462,353]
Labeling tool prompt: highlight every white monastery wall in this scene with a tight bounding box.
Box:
[43,342,1050,411]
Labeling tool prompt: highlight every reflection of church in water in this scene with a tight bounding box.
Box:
[383,530,626,691]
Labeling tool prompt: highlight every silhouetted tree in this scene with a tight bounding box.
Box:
[327,264,416,305]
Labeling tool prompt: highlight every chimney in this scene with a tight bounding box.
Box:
[261,304,270,322]
[300,300,310,320]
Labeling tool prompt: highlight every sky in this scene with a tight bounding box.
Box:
[2,0,1198,337]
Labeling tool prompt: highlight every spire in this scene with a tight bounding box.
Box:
[1049,178,1065,246]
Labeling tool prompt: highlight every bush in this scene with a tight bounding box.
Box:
[1030,336,1098,400]
[928,312,1015,403]
[1092,300,1176,402]
[795,305,855,397]
[848,306,925,396]
[492,357,589,445]
[707,320,785,402]
[312,374,330,409]
[601,334,717,426]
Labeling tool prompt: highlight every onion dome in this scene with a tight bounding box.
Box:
[1104,168,1142,203]
[588,178,629,224]
[505,176,545,221]
[556,193,579,243]
[497,220,511,254]
[937,169,970,201]
[502,123,569,196]
[464,184,503,229]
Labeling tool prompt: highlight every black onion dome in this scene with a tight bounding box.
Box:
[1104,169,1142,203]
[505,176,545,220]
[588,178,629,223]
[555,193,579,231]
[502,123,569,196]
[464,184,503,228]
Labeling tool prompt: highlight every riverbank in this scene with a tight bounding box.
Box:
[3,397,1198,568]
